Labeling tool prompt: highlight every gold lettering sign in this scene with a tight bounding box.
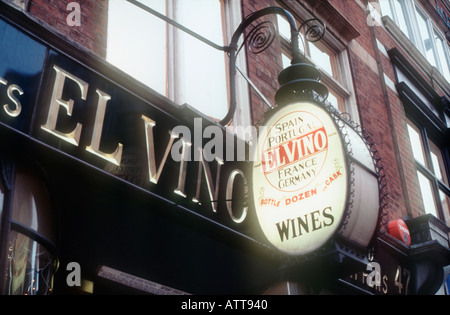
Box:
[41,65,87,146]
[37,65,250,228]
[86,89,123,166]
[41,65,123,166]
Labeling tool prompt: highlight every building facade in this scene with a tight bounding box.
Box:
[0,0,449,295]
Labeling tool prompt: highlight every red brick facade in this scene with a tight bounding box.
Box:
[8,0,109,57]
[332,0,412,221]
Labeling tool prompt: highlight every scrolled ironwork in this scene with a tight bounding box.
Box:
[245,21,277,55]
[222,6,303,126]
[299,18,326,43]
[361,128,390,236]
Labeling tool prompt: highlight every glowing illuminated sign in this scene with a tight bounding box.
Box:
[252,101,348,255]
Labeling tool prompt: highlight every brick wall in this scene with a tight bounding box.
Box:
[372,23,426,219]
[334,0,450,220]
[9,0,109,57]
[327,0,426,222]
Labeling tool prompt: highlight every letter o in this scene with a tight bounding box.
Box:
[314,130,327,150]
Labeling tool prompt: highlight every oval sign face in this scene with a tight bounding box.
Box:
[252,102,348,255]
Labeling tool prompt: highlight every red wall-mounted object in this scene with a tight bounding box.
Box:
[388,219,411,245]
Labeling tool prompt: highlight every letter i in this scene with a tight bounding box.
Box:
[291,219,297,238]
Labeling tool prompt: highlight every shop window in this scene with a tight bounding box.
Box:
[106,0,249,125]
[380,0,450,82]
[0,164,58,295]
[7,231,55,295]
[407,120,450,226]
[278,15,355,118]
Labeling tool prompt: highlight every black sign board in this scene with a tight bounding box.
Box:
[0,15,258,244]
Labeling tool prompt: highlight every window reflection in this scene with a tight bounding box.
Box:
[380,0,413,40]
[439,190,450,228]
[1,165,58,295]
[379,0,393,18]
[435,31,450,81]
[394,0,413,40]
[6,231,56,295]
[11,167,56,243]
[407,119,450,223]
[309,42,335,78]
[407,123,426,166]
[415,6,437,67]
[107,0,229,120]
[417,171,438,217]
[107,0,167,96]
[429,140,448,185]
[380,1,450,82]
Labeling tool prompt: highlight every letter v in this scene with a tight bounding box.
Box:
[282,141,297,162]
[142,115,178,184]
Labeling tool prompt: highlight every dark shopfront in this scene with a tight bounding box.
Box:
[0,3,449,295]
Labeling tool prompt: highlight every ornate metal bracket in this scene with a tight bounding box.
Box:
[221,6,305,126]
[298,18,326,45]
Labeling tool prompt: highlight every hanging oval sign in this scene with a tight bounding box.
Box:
[252,101,349,255]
